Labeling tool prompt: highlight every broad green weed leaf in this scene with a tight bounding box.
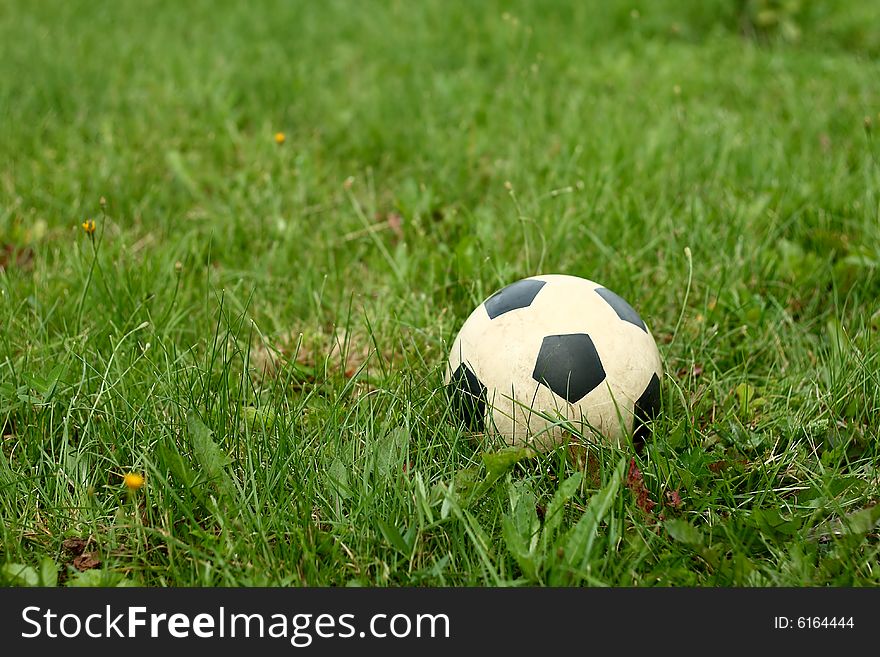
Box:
[501,480,540,582]
[440,483,454,521]
[507,480,539,540]
[327,458,351,499]
[67,569,137,587]
[459,446,538,505]
[665,518,704,547]
[840,504,880,535]
[502,515,538,582]
[734,382,764,417]
[482,446,537,478]
[812,504,880,542]
[376,518,412,555]
[1,563,39,586]
[2,559,59,586]
[751,508,799,537]
[243,406,278,430]
[187,414,235,499]
[38,558,58,587]
[451,466,483,502]
[374,427,410,479]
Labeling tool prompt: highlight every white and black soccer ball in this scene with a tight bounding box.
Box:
[445,274,663,450]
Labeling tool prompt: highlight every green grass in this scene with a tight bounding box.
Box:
[1,0,879,586]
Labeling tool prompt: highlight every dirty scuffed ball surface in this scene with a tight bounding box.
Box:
[445,274,663,450]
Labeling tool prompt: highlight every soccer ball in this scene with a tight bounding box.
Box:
[445,274,663,450]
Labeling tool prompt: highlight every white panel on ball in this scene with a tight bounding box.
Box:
[446,274,663,450]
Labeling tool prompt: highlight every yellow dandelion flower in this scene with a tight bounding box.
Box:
[274,132,286,145]
[123,472,145,491]
[81,219,96,234]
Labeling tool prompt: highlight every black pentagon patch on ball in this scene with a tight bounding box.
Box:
[633,373,661,444]
[484,279,546,319]
[447,363,487,432]
[532,334,606,403]
[595,287,647,332]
